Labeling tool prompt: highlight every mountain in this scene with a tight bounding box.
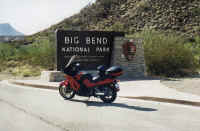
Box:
[0,23,24,36]
[30,0,200,40]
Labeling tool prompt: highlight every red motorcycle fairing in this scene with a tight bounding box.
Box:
[74,72,83,80]
[83,78,115,88]
[74,71,116,88]
[60,75,81,91]
[61,74,116,90]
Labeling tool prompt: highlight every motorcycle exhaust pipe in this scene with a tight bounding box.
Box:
[95,93,105,96]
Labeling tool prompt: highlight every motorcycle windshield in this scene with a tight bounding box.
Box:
[65,55,76,68]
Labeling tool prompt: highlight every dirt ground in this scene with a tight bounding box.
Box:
[0,73,40,81]
[161,77,200,96]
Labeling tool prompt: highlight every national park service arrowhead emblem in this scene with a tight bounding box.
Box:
[122,41,136,61]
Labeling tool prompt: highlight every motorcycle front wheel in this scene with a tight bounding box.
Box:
[59,84,75,100]
[100,87,117,103]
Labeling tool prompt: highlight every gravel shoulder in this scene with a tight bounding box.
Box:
[0,73,16,81]
[161,77,200,97]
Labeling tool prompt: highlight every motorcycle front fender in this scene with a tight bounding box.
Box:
[59,80,69,87]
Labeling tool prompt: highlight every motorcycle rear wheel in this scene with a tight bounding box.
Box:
[100,87,117,103]
[59,84,75,100]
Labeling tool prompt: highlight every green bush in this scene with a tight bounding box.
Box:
[23,38,56,69]
[98,0,113,9]
[0,43,16,61]
[0,38,56,76]
[185,36,200,66]
[136,0,151,12]
[132,30,198,77]
[109,22,125,32]
[191,7,200,16]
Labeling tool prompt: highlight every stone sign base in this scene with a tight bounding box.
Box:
[41,37,146,82]
[40,70,99,82]
[40,71,65,82]
[111,37,146,79]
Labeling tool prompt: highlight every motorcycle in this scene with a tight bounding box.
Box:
[59,55,123,103]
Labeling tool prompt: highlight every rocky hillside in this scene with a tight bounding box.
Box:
[0,23,24,36]
[30,0,200,40]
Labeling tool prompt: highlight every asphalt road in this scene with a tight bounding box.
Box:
[0,81,200,131]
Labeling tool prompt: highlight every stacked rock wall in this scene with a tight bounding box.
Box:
[111,37,146,79]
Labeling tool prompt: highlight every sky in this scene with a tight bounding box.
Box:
[0,0,95,35]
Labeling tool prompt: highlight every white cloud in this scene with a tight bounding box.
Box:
[0,0,92,35]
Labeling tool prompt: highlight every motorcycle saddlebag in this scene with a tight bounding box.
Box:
[106,66,123,77]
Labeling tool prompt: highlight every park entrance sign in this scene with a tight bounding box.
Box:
[56,30,124,71]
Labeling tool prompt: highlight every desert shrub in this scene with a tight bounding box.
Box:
[0,43,16,61]
[23,38,56,69]
[185,36,200,66]
[0,38,56,76]
[98,0,126,7]
[11,65,41,77]
[191,7,200,16]
[133,30,198,77]
[110,22,125,32]
[98,0,113,9]
[136,0,151,11]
